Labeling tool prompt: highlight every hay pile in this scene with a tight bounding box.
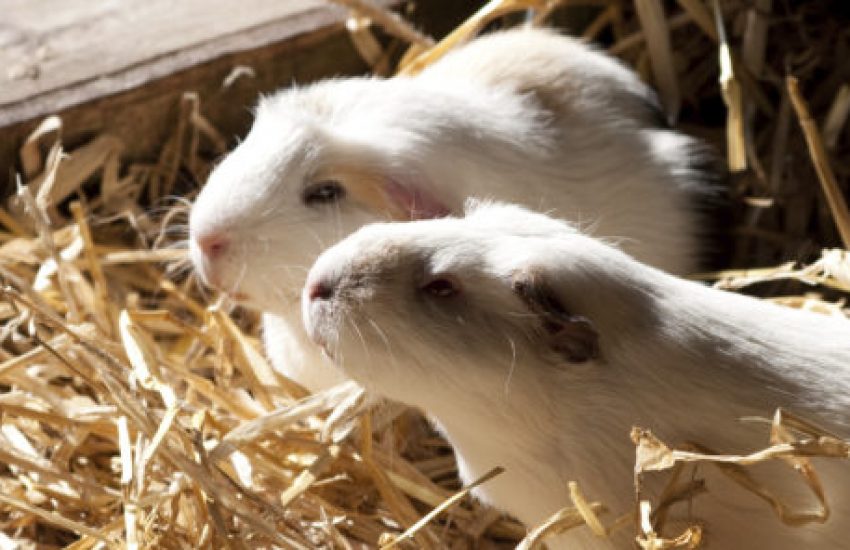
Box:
[0,0,849,548]
[0,111,530,548]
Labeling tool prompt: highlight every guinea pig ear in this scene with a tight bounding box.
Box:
[381,178,452,220]
[512,270,599,363]
[314,165,451,220]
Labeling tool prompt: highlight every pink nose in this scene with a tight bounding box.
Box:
[196,233,229,259]
[307,280,334,301]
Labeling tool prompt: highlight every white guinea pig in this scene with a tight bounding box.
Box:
[302,202,850,549]
[189,28,720,393]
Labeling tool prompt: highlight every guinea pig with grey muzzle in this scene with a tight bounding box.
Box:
[302,202,850,549]
[188,27,721,393]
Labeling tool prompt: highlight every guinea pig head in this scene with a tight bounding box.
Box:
[301,218,600,405]
[188,83,451,313]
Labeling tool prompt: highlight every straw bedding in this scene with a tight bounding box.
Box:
[0,0,848,548]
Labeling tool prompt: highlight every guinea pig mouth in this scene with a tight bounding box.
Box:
[192,263,217,289]
[196,271,251,301]
[193,265,252,302]
[306,324,336,360]
[303,304,339,360]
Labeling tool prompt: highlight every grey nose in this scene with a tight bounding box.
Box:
[307,280,334,301]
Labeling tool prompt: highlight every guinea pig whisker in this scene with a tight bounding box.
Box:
[504,335,518,396]
[227,261,249,296]
[365,317,400,372]
[165,259,193,279]
[262,273,303,305]
[143,202,189,220]
[596,233,637,250]
[576,215,599,237]
[332,201,343,242]
[304,226,328,252]
[154,213,191,249]
[328,316,344,367]
[155,225,191,236]
[154,235,190,256]
[163,195,194,209]
[540,204,557,218]
[344,314,372,366]
[265,265,310,296]
[270,264,311,275]
[161,239,190,251]
[258,204,282,224]
[191,273,214,303]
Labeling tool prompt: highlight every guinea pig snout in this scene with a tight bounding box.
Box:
[189,229,236,291]
[303,264,342,311]
[306,280,335,302]
[301,270,342,353]
[195,232,230,260]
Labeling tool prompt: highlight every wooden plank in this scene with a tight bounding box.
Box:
[0,0,362,124]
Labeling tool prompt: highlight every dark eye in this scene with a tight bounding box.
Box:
[303,180,345,205]
[421,276,460,298]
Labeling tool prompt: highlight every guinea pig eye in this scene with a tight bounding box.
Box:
[303,180,345,205]
[420,276,460,298]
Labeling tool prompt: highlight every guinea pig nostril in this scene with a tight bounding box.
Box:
[197,233,229,259]
[308,281,334,302]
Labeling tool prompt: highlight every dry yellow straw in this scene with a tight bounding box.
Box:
[787,76,850,249]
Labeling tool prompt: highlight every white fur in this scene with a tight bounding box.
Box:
[189,28,716,392]
[303,202,850,549]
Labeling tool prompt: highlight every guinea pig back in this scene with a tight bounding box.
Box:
[303,202,850,549]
